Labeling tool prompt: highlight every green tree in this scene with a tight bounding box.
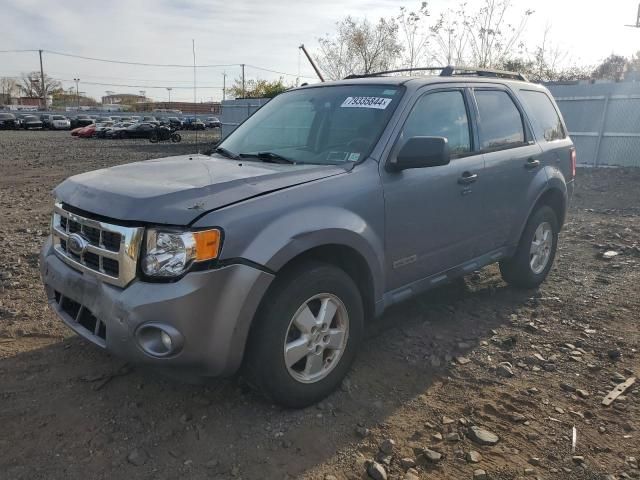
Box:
[592,54,628,81]
[226,77,290,99]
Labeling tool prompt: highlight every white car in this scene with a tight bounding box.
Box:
[51,115,71,130]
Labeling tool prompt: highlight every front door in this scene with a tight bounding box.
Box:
[381,88,489,291]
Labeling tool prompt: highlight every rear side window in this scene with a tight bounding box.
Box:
[401,90,471,155]
[519,90,566,141]
[475,90,525,151]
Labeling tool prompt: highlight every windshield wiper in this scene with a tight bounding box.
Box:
[214,147,240,160]
[239,151,296,164]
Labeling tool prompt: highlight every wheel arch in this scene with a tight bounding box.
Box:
[269,244,377,324]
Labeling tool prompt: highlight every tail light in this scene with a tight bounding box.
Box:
[570,147,576,178]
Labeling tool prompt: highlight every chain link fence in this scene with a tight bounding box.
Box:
[547,81,640,167]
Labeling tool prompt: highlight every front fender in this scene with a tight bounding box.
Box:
[240,206,385,300]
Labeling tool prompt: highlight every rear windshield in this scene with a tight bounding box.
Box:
[0,113,15,119]
[53,115,65,120]
[219,84,403,165]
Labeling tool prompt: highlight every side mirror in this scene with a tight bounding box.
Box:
[390,136,451,171]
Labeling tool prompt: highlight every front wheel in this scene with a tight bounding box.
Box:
[500,206,559,289]
[244,262,363,408]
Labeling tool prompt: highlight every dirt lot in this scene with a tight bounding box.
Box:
[0,130,638,480]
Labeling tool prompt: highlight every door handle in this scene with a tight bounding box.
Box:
[458,172,478,185]
[525,158,541,169]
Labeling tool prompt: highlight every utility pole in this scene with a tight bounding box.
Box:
[166,87,172,105]
[73,78,80,109]
[625,3,640,27]
[222,72,226,101]
[241,64,245,98]
[299,44,324,82]
[38,49,46,109]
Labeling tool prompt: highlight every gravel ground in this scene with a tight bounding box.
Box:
[0,130,638,480]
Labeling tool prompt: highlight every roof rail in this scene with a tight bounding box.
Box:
[343,65,528,82]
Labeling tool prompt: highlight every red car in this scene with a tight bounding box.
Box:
[76,124,96,138]
[70,126,84,136]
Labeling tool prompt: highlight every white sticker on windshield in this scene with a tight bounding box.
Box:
[348,152,361,162]
[341,96,392,109]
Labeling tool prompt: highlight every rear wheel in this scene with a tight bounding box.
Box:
[500,206,559,289]
[171,132,181,143]
[149,131,159,143]
[244,262,363,408]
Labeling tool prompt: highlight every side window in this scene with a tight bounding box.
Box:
[475,90,525,151]
[519,90,566,141]
[401,90,471,155]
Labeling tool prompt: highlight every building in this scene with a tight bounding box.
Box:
[141,101,221,114]
[101,93,149,105]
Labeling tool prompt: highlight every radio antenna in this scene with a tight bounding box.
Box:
[192,39,198,153]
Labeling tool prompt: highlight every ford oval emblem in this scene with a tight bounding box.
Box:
[67,233,89,256]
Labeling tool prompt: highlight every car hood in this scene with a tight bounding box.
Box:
[55,153,348,225]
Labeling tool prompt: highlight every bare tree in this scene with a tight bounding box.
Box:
[315,16,403,80]
[592,54,628,81]
[0,77,20,101]
[397,3,433,71]
[430,3,470,67]
[19,71,62,98]
[465,0,533,68]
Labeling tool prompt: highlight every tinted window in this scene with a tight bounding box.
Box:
[519,90,565,141]
[475,90,525,150]
[401,90,471,155]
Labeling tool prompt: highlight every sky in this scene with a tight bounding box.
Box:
[1,0,639,102]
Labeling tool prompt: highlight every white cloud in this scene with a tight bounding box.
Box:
[1,0,638,102]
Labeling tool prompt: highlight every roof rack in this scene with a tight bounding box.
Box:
[344,65,528,82]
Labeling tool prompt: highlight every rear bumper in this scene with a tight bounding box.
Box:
[40,237,274,377]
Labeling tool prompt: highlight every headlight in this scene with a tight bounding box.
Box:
[141,228,222,278]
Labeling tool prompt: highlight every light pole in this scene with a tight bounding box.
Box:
[73,78,80,109]
[166,87,172,105]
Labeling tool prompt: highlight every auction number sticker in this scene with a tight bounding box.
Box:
[341,96,392,109]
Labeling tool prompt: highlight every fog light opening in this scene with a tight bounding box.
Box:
[137,324,183,357]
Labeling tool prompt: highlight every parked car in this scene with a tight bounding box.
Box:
[119,122,156,139]
[70,115,94,129]
[19,114,43,130]
[166,117,183,129]
[50,115,71,130]
[0,112,18,129]
[76,124,97,138]
[40,114,55,129]
[93,122,116,138]
[104,122,134,139]
[205,116,221,129]
[41,68,575,407]
[141,116,160,126]
[184,117,205,130]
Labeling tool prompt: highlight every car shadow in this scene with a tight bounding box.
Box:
[0,266,534,480]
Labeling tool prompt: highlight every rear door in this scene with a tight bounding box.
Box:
[381,86,491,290]
[472,86,543,249]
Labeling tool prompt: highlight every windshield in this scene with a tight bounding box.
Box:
[218,85,403,165]
[53,115,65,120]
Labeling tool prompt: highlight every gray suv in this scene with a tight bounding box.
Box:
[40,67,575,407]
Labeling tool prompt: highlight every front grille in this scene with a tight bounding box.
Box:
[55,290,106,346]
[51,203,143,288]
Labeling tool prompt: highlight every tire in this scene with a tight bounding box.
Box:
[149,132,159,143]
[244,261,364,408]
[171,133,181,143]
[499,205,559,289]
